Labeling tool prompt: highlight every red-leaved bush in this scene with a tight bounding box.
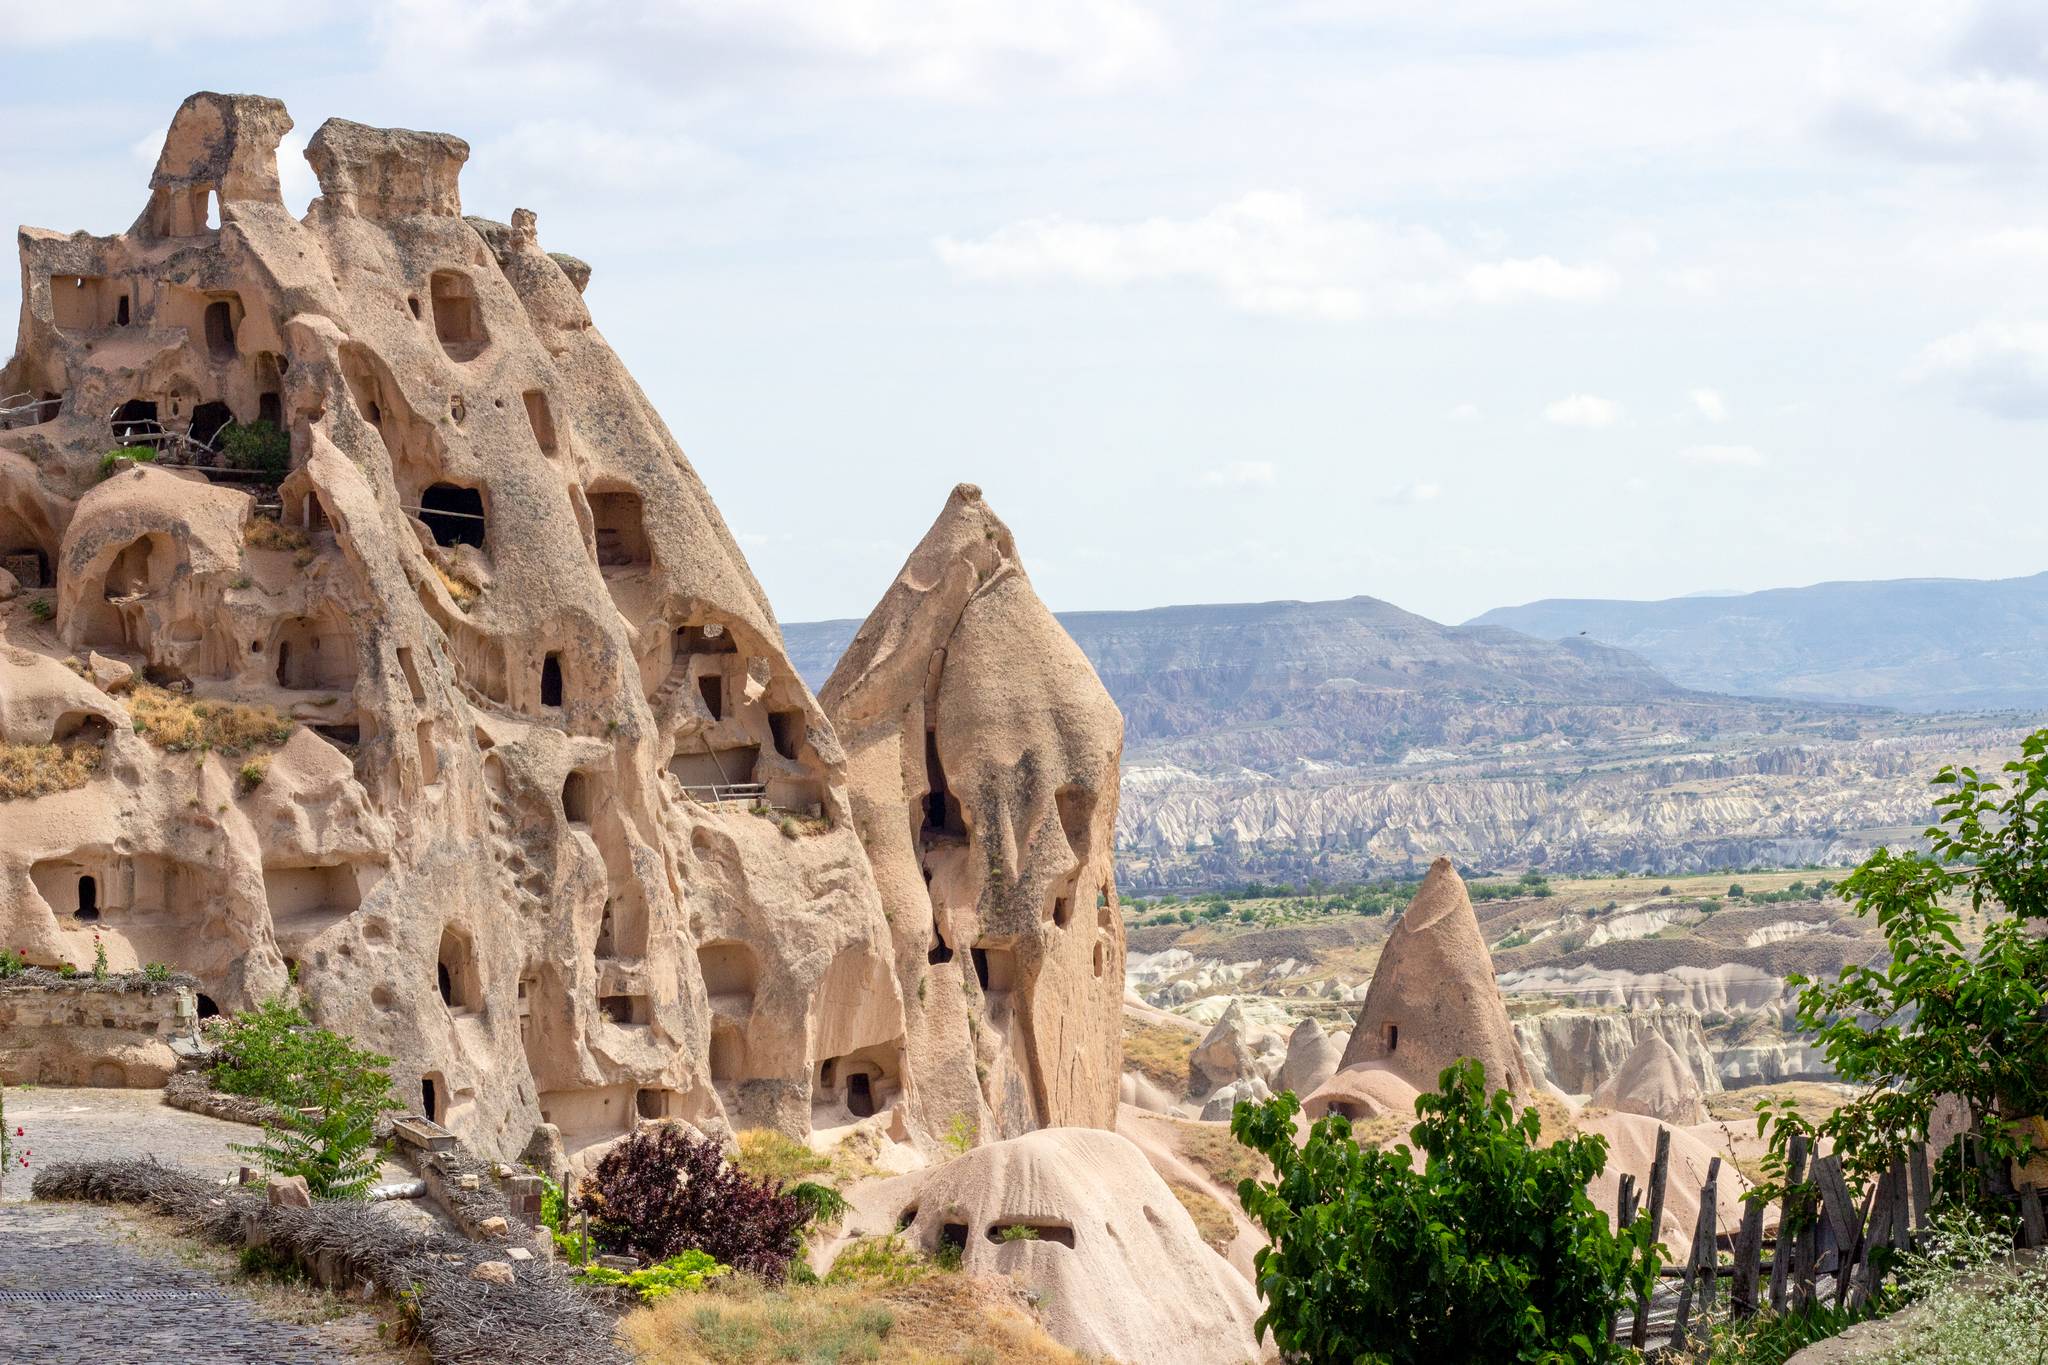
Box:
[576,1125,808,1279]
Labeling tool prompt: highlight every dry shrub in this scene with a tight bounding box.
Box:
[620,1268,1080,1365]
[0,737,103,800]
[244,517,309,553]
[1123,1018,1199,1095]
[1167,1179,1238,1250]
[435,564,480,610]
[126,682,294,754]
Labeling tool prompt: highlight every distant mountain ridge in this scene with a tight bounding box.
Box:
[1469,572,2048,712]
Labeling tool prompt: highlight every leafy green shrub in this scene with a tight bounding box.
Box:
[1863,1203,2048,1362]
[1231,1059,1659,1362]
[0,949,24,978]
[577,1125,811,1279]
[577,1248,729,1303]
[97,446,156,479]
[91,935,108,981]
[1757,728,2048,1197]
[142,962,170,983]
[995,1223,1040,1242]
[219,420,291,477]
[212,997,400,1198]
[786,1180,850,1229]
[25,598,53,622]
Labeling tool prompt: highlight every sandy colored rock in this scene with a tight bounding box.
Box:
[1580,1111,1758,1263]
[266,1175,312,1208]
[0,91,938,1165]
[85,651,134,693]
[468,1260,515,1285]
[884,1128,1262,1365]
[1590,1033,1709,1126]
[0,566,16,601]
[821,485,1126,1145]
[1275,1017,1346,1098]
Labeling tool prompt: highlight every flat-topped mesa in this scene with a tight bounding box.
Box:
[306,119,470,221]
[1307,856,1536,1120]
[823,484,1127,1143]
[0,93,906,1167]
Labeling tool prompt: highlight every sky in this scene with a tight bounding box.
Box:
[5,1,2048,624]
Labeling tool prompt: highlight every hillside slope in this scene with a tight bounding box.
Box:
[1470,572,2048,711]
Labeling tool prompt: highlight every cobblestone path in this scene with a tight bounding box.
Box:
[0,1090,408,1363]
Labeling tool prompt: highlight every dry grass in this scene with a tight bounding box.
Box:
[1174,1118,1271,1191]
[244,517,309,553]
[620,1271,1080,1365]
[434,564,479,610]
[125,682,294,755]
[1122,1018,1197,1096]
[732,1129,831,1186]
[0,737,104,800]
[1704,1081,1851,1126]
[1167,1179,1238,1250]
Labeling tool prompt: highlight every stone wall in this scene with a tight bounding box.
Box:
[0,975,192,1086]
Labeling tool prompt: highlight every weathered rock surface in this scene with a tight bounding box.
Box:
[0,95,1124,1168]
[821,486,1125,1143]
[881,1128,1263,1365]
[1275,1017,1346,1098]
[1589,1033,1709,1126]
[1512,1006,1721,1099]
[1308,858,1534,1118]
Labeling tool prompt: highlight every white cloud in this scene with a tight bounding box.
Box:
[1195,461,1277,488]
[1385,481,1442,504]
[1907,320,2048,418]
[1680,444,1766,467]
[1543,394,1622,428]
[1823,48,2048,164]
[937,193,1614,321]
[1448,403,1482,423]
[374,0,1173,99]
[1689,388,1729,421]
[1976,227,2048,255]
[1463,255,1616,304]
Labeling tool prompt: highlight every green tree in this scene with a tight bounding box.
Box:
[1758,729,2048,1198]
[213,997,400,1199]
[1231,1060,1659,1363]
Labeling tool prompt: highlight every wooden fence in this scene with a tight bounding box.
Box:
[1612,1127,2048,1348]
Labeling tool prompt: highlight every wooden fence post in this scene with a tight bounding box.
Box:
[1731,1199,1765,1320]
[1631,1126,1673,1350]
[1775,1133,1808,1314]
[1849,1166,1896,1308]
[1812,1155,1864,1310]
[1671,1157,1721,1345]
[1618,1173,1638,1233]
[2021,1188,2046,1249]
[1908,1143,1932,1244]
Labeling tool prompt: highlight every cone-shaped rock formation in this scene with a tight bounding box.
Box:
[1308,856,1534,1118]
[822,484,1126,1142]
[1590,1032,1708,1126]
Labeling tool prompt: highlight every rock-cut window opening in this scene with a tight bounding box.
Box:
[540,653,564,709]
[428,271,487,361]
[437,927,479,1013]
[418,483,486,549]
[421,1074,441,1123]
[110,399,160,443]
[986,1222,1076,1249]
[588,486,648,568]
[769,711,803,762]
[972,943,1016,995]
[1383,1022,1399,1053]
[561,769,591,824]
[922,728,965,839]
[522,390,557,455]
[202,299,237,362]
[75,874,99,922]
[697,674,724,721]
[190,401,233,447]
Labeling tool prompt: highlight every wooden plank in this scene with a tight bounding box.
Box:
[1618,1173,1638,1233]
[1909,1144,1933,1239]
[1731,1200,1766,1320]
[2022,1188,2047,1250]
[1812,1155,1861,1255]
[1671,1156,1722,1344]
[1776,1133,1808,1314]
[1888,1157,1911,1254]
[1849,1169,1896,1308]
[1631,1125,1673,1350]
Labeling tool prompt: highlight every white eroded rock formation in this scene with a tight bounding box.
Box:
[0,95,1125,1167]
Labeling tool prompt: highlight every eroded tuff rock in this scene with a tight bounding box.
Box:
[1512,1005,1721,1100]
[1589,1033,1709,1126]
[821,485,1126,1142]
[1306,857,1534,1119]
[0,94,1122,1164]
